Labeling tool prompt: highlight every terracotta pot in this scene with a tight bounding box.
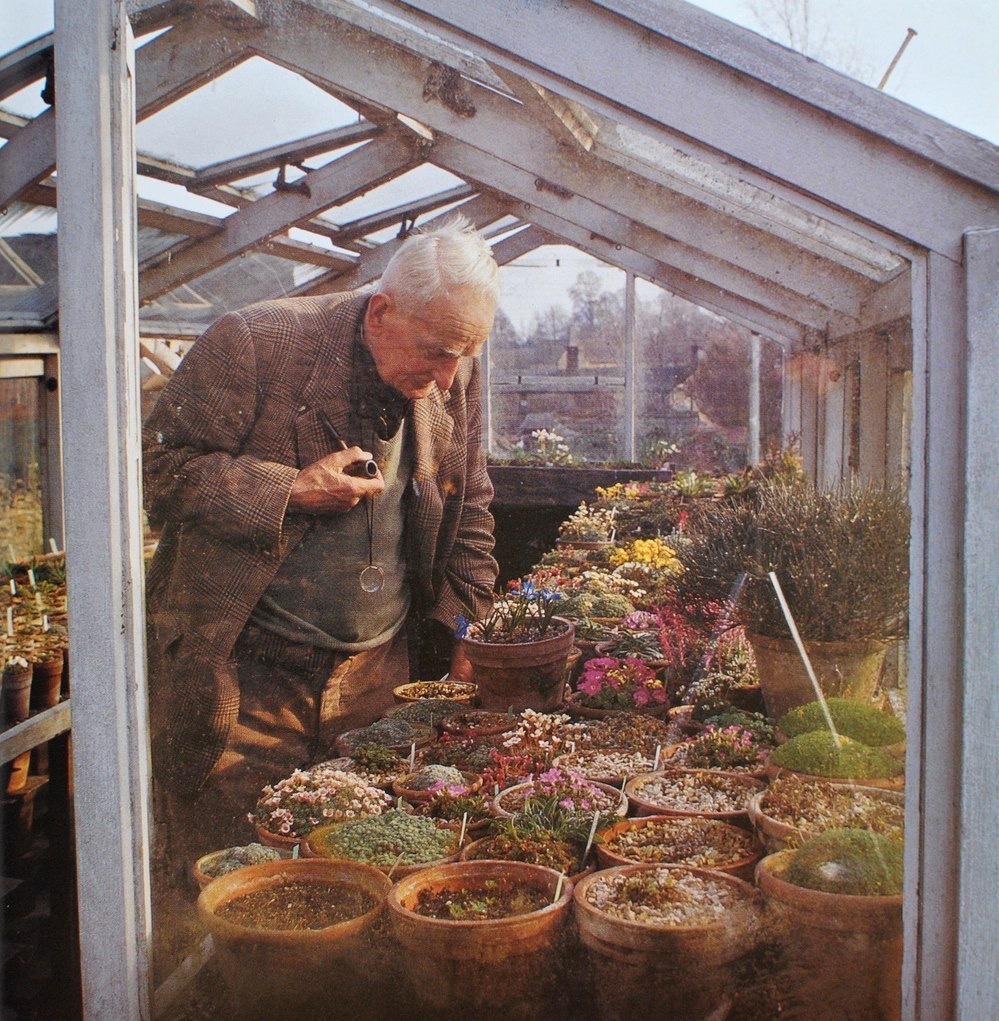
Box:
[303,816,461,879]
[563,690,669,721]
[192,845,285,890]
[2,663,33,724]
[30,654,64,710]
[391,770,483,804]
[197,858,391,1020]
[756,851,902,1020]
[762,759,905,791]
[459,836,594,885]
[747,784,905,853]
[439,709,517,739]
[386,860,574,1019]
[334,721,435,758]
[254,824,306,853]
[625,769,765,823]
[492,779,629,819]
[747,632,891,720]
[392,680,478,704]
[551,748,657,787]
[574,864,761,1021]
[595,815,763,882]
[462,616,574,712]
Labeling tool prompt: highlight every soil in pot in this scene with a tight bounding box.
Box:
[749,775,905,852]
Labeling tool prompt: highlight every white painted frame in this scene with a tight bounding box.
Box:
[39,2,998,1019]
[54,1,151,1017]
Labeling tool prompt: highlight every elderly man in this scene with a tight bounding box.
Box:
[143,217,499,848]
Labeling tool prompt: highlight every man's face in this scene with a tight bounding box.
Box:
[364,286,496,399]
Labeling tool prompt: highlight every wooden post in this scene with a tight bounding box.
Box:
[54,1,151,1017]
[958,227,999,1018]
[624,271,636,462]
[748,332,761,465]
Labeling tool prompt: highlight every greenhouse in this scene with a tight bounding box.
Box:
[1,0,997,1018]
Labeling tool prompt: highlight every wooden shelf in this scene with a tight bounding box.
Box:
[0,700,71,765]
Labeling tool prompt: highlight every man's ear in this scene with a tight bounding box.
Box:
[365,292,391,329]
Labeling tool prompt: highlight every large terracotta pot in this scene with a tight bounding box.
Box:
[197,858,391,1020]
[755,850,902,1020]
[462,617,575,712]
[386,860,575,1020]
[747,632,891,720]
[574,864,761,1021]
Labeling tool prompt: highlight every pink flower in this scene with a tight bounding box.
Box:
[578,674,604,696]
[632,687,651,707]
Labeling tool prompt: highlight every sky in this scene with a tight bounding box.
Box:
[2,0,996,331]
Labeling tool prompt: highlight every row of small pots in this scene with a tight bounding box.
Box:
[199,845,901,1021]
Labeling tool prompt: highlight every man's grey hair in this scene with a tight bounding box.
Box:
[377,214,500,306]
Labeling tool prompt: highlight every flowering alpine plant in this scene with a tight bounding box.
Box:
[249,766,391,838]
[576,656,668,710]
[456,576,565,643]
[500,708,582,768]
[673,724,767,771]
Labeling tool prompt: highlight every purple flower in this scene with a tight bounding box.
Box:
[454,614,470,639]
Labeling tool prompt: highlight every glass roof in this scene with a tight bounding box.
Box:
[136,56,361,168]
[0,2,53,57]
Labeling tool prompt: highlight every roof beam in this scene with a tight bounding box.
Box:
[333,183,475,243]
[0,33,51,103]
[192,121,381,189]
[253,7,859,326]
[139,134,416,302]
[381,0,999,258]
[293,190,511,295]
[490,224,553,266]
[0,15,249,208]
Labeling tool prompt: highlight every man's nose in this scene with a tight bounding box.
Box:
[432,357,460,391]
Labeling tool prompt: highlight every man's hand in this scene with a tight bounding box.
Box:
[448,642,474,685]
[287,447,384,514]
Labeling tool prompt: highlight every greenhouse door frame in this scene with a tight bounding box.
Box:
[51,2,999,1018]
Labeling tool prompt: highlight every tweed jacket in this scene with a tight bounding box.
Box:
[143,291,498,789]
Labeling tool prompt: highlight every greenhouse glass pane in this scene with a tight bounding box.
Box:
[136,56,360,168]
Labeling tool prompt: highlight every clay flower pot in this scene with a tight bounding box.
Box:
[747,632,891,720]
[392,680,478,704]
[391,770,483,805]
[574,863,761,1021]
[387,860,574,1019]
[2,660,33,724]
[462,616,575,713]
[756,850,903,1020]
[198,858,390,1020]
[624,768,765,823]
[595,814,763,883]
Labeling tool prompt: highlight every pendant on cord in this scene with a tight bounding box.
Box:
[360,564,385,593]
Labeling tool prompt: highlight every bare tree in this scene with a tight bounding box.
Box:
[744,0,872,82]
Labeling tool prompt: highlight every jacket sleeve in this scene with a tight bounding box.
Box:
[428,359,498,630]
[142,312,298,551]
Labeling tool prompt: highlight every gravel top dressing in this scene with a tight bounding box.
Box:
[584,867,747,926]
